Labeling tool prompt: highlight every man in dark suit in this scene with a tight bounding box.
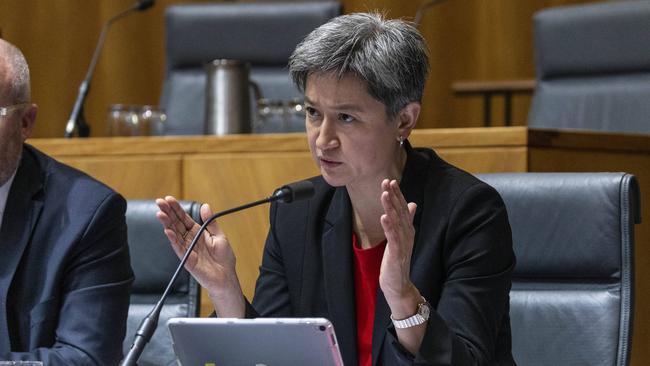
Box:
[0,39,133,364]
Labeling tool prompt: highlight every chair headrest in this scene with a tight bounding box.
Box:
[534,0,650,79]
[477,173,640,279]
[165,2,341,69]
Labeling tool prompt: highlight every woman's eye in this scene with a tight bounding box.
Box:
[305,107,319,117]
[338,113,355,123]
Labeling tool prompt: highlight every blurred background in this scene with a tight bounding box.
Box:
[0,0,593,138]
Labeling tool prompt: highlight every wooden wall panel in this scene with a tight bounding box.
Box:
[436,146,528,173]
[183,152,318,316]
[54,156,182,199]
[1,0,592,138]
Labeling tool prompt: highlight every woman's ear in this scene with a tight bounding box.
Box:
[397,102,420,140]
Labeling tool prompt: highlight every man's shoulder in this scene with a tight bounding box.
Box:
[23,144,126,219]
[24,144,119,198]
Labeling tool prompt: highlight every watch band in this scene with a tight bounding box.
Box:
[390,297,430,329]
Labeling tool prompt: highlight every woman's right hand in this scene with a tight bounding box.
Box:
[155,196,245,317]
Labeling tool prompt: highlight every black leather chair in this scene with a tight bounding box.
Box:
[123,200,202,366]
[161,1,341,135]
[527,0,650,133]
[477,173,640,365]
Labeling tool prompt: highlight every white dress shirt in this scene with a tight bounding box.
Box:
[0,170,17,231]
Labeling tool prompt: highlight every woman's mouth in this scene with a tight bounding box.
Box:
[319,157,342,168]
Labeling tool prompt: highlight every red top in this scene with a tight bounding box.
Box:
[352,233,387,366]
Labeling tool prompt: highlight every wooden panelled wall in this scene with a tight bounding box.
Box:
[1,0,593,138]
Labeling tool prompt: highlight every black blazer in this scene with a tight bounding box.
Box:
[0,145,134,365]
[246,143,516,365]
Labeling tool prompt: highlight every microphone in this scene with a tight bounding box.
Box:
[64,0,155,138]
[121,179,315,366]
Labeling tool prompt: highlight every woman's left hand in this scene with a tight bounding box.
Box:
[378,179,422,316]
[379,179,427,355]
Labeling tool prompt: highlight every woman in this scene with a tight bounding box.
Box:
[157,12,516,366]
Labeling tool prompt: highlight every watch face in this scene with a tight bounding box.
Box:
[419,302,431,319]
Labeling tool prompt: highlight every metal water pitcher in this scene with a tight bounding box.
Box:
[204,59,253,135]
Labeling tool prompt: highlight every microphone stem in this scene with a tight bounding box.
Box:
[121,193,285,366]
[65,4,141,138]
[414,0,446,27]
[86,6,138,83]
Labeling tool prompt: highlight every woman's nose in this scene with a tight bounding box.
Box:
[315,117,339,150]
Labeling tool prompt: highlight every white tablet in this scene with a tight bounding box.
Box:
[167,317,344,366]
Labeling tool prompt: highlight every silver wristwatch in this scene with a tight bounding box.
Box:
[390,297,431,329]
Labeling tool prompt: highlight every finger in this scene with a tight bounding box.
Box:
[380,187,416,250]
[380,190,401,236]
[200,203,225,237]
[407,202,417,221]
[164,228,199,272]
[156,205,189,240]
[157,200,190,249]
[155,210,174,229]
[381,178,391,192]
[388,180,410,218]
[156,198,175,222]
[158,197,188,236]
[380,188,405,230]
[379,180,404,222]
[165,196,197,234]
[164,227,187,258]
[381,212,415,268]
[380,213,401,250]
[166,196,196,229]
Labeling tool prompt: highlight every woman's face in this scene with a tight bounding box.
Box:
[304,72,404,188]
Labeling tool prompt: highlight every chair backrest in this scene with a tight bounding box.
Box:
[477,173,640,366]
[161,1,341,135]
[527,0,650,133]
[123,200,202,366]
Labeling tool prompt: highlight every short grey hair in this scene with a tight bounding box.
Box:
[0,39,31,103]
[289,12,429,118]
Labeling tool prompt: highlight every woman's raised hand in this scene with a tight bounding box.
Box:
[155,196,245,317]
[378,179,422,316]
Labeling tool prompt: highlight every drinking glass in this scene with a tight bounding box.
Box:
[254,99,285,133]
[107,105,166,136]
[285,98,306,132]
[140,105,167,135]
[254,98,305,133]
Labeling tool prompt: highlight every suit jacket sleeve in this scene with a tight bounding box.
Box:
[384,183,515,365]
[2,192,134,365]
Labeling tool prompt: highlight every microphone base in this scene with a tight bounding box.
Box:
[78,123,91,138]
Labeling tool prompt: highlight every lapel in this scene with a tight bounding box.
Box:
[0,147,45,351]
[321,187,358,366]
[371,141,429,365]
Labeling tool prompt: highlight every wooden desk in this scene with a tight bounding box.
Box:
[30,127,650,365]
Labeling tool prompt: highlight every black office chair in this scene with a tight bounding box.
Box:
[478,173,640,366]
[123,200,202,366]
[161,1,341,135]
[528,0,650,133]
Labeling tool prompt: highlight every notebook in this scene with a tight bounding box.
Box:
[167,317,344,366]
